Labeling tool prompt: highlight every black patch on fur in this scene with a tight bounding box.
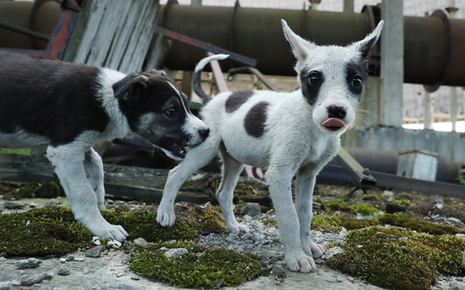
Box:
[300,69,324,106]
[0,52,109,146]
[244,101,269,138]
[345,61,369,99]
[225,90,254,113]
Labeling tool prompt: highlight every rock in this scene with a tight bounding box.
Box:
[236,203,261,217]
[164,248,188,258]
[134,237,149,248]
[383,190,393,196]
[0,281,11,290]
[457,277,464,282]
[21,273,45,286]
[0,257,6,261]
[29,202,38,208]
[241,233,254,241]
[16,258,42,269]
[45,198,61,207]
[44,270,54,279]
[4,201,24,209]
[107,240,122,248]
[59,258,66,263]
[11,280,21,286]
[85,246,103,258]
[226,233,239,242]
[323,246,344,260]
[57,264,71,276]
[253,232,266,243]
[348,276,355,282]
[66,255,75,261]
[270,264,286,278]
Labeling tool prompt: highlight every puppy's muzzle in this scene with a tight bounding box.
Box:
[322,105,347,132]
[184,127,210,149]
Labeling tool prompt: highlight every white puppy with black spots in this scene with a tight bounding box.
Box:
[157,19,384,272]
[0,52,209,241]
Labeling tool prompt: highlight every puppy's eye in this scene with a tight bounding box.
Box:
[352,76,363,87]
[308,72,321,85]
[166,107,177,115]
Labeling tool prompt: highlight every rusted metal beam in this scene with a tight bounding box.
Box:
[334,147,377,197]
[154,26,257,67]
[43,0,80,60]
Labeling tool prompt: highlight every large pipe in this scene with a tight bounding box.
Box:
[160,4,465,88]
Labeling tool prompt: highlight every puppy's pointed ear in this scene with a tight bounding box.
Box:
[351,20,384,60]
[281,19,315,62]
[112,73,149,100]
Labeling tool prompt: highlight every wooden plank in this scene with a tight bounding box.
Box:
[126,1,160,73]
[72,0,108,64]
[144,31,173,70]
[104,1,140,70]
[119,0,153,73]
[86,0,128,67]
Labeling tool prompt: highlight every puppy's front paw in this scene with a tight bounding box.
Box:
[286,254,317,273]
[302,242,325,259]
[156,205,176,227]
[89,222,128,242]
[228,223,249,233]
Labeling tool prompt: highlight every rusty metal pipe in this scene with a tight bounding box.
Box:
[160,4,465,88]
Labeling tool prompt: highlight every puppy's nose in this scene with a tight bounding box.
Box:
[198,128,210,140]
[328,105,347,119]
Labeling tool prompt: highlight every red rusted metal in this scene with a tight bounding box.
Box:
[43,0,80,60]
[154,27,256,67]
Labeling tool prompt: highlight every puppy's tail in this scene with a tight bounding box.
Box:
[192,54,229,105]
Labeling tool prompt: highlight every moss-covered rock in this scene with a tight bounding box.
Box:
[0,207,91,255]
[311,215,379,232]
[378,213,465,235]
[102,203,226,242]
[350,203,379,216]
[326,226,465,290]
[130,241,263,288]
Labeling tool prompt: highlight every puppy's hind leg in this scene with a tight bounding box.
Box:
[217,143,249,233]
[83,148,105,211]
[47,145,128,241]
[295,167,324,259]
[157,143,220,227]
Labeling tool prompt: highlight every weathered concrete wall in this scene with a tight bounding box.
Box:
[342,126,465,163]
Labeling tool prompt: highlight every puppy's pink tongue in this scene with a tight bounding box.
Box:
[321,118,345,130]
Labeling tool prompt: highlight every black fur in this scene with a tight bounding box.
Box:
[225,90,254,113]
[300,69,324,106]
[0,52,108,146]
[244,101,269,138]
[345,61,368,98]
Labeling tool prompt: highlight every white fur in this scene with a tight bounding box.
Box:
[157,20,384,272]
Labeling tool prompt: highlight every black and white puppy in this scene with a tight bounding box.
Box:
[0,52,209,241]
[157,20,384,272]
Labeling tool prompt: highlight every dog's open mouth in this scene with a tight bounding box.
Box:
[321,118,346,131]
[164,139,187,158]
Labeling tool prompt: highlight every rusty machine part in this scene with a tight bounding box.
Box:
[1,2,464,89]
[159,4,465,89]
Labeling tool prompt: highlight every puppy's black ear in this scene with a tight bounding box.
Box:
[147,69,168,78]
[113,73,149,100]
[351,20,384,60]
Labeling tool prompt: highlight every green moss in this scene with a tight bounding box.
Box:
[351,203,379,216]
[378,213,465,235]
[102,210,198,242]
[322,197,352,212]
[0,207,91,255]
[263,219,277,227]
[311,215,378,232]
[326,226,465,290]
[130,241,263,288]
[0,148,30,155]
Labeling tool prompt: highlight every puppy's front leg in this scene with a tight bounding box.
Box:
[47,145,128,241]
[295,168,325,259]
[83,148,105,211]
[266,167,317,273]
